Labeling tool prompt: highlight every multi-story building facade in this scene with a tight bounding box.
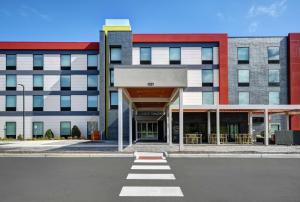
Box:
[0,19,300,150]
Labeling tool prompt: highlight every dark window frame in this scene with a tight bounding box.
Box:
[87,54,98,70]
[110,46,122,64]
[110,69,114,86]
[33,95,44,111]
[201,47,213,64]
[87,75,98,91]
[267,46,280,64]
[140,47,152,64]
[60,75,71,91]
[33,74,44,91]
[6,95,16,111]
[268,69,280,87]
[33,54,44,70]
[238,69,250,87]
[60,54,71,70]
[60,95,71,111]
[169,47,181,64]
[110,91,118,109]
[238,91,250,105]
[32,122,44,138]
[5,122,16,138]
[202,69,214,87]
[6,74,16,91]
[87,96,98,111]
[237,47,250,64]
[60,121,71,137]
[6,54,16,70]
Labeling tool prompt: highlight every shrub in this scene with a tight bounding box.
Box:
[71,125,81,139]
[17,134,23,140]
[45,129,54,139]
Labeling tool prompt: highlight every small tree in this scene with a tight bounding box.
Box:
[71,125,81,139]
[45,129,54,139]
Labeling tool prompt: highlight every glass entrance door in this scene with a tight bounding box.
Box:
[137,121,158,141]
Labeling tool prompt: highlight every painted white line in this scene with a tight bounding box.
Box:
[134,159,167,163]
[127,173,175,180]
[119,186,183,197]
[131,165,171,170]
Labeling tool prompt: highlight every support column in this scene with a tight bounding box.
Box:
[118,88,123,151]
[207,111,211,137]
[169,106,172,145]
[166,107,170,144]
[286,113,290,130]
[264,108,269,146]
[179,88,184,151]
[249,112,253,136]
[129,102,132,146]
[216,107,220,145]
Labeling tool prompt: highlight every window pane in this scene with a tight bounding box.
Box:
[110,92,118,106]
[238,92,249,105]
[268,47,280,61]
[33,55,43,67]
[33,75,43,87]
[33,122,43,136]
[6,96,16,107]
[88,96,97,108]
[238,48,249,61]
[110,47,121,62]
[61,75,71,87]
[140,48,151,61]
[202,48,213,61]
[6,55,16,66]
[33,96,43,107]
[269,70,280,83]
[87,75,97,87]
[238,70,249,83]
[170,48,181,61]
[269,92,279,105]
[110,70,114,85]
[61,96,71,107]
[60,122,71,136]
[6,122,16,136]
[202,92,214,104]
[61,55,71,67]
[202,70,213,83]
[88,55,98,67]
[6,75,16,87]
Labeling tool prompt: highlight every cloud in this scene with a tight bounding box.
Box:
[19,5,51,22]
[248,22,259,33]
[248,0,287,18]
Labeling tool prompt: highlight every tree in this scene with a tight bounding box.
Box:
[71,125,81,139]
[45,129,54,139]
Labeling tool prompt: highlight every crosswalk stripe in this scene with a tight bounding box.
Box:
[119,186,184,197]
[127,173,175,180]
[134,159,167,163]
[131,165,171,170]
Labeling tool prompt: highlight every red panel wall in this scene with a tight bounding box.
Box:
[133,34,229,104]
[288,33,300,130]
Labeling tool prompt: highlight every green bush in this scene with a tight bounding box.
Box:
[45,129,54,139]
[71,125,81,139]
[17,134,23,140]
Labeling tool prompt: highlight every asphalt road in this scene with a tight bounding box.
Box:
[0,157,299,202]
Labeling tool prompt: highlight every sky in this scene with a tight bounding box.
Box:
[0,0,299,42]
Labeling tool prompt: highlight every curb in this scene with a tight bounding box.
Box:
[168,153,300,158]
[0,153,134,158]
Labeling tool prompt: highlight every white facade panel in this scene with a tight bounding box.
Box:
[44,75,60,91]
[187,70,202,87]
[44,95,60,111]
[183,92,202,105]
[17,54,33,70]
[0,75,5,91]
[0,54,5,70]
[71,54,87,70]
[71,95,87,111]
[181,47,202,65]
[17,95,33,111]
[213,69,219,87]
[151,47,169,65]
[17,75,33,91]
[71,75,87,91]
[0,116,33,139]
[132,47,140,65]
[0,96,5,111]
[44,54,60,70]
[214,92,219,105]
[213,47,219,65]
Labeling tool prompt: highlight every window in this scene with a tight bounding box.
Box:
[238,47,249,64]
[238,92,249,105]
[202,48,213,64]
[268,47,280,64]
[268,70,280,86]
[238,70,250,86]
[6,95,16,111]
[60,75,71,90]
[87,122,98,139]
[169,47,181,64]
[60,96,71,111]
[110,47,122,64]
[202,69,213,86]
[6,54,16,70]
[87,96,98,111]
[5,122,16,138]
[87,75,98,90]
[270,123,280,135]
[6,74,16,90]
[33,95,43,111]
[33,122,44,138]
[60,122,71,137]
[33,54,43,70]
[202,92,214,104]
[87,55,98,70]
[110,91,118,109]
[110,69,114,86]
[140,47,151,64]
[33,75,44,90]
[269,92,279,105]
[61,55,71,70]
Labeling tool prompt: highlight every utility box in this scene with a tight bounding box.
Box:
[275,130,300,145]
